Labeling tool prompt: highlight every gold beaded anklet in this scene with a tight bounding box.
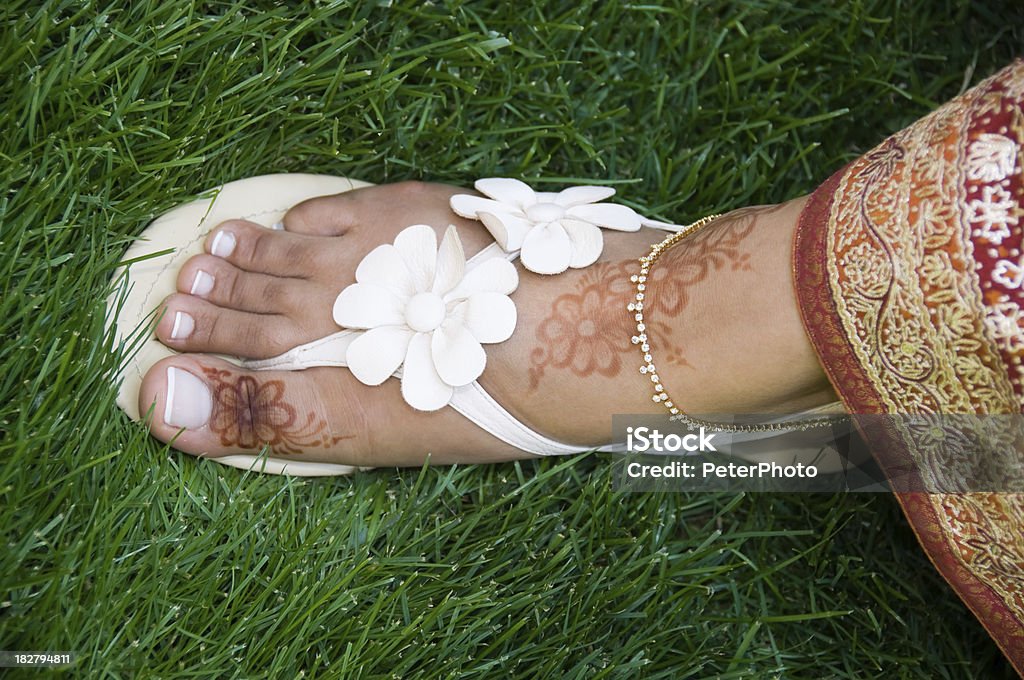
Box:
[629,214,836,434]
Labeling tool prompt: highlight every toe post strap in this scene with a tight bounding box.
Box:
[242,331,357,372]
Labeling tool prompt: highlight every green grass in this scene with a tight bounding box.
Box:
[2,0,1022,677]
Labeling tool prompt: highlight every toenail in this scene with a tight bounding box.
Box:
[270,221,284,231]
[189,270,214,297]
[210,231,236,258]
[164,367,212,429]
[170,311,195,340]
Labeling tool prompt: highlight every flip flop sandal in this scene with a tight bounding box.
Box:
[109,174,846,475]
[108,174,371,476]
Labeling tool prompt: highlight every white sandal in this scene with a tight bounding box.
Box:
[108,173,846,476]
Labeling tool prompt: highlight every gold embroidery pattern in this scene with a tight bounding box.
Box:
[827,108,1016,416]
[821,61,1024,647]
[940,494,1024,603]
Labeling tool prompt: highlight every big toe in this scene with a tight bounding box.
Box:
[139,355,362,461]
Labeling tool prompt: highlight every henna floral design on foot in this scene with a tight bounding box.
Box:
[528,206,775,389]
[528,265,634,388]
[201,367,350,455]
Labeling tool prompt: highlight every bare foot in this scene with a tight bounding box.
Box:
[140,181,836,467]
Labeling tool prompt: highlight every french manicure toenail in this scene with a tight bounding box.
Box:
[210,231,236,258]
[163,368,211,428]
[170,311,195,340]
[190,270,214,296]
[164,366,212,429]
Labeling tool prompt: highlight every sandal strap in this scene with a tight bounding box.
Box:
[242,242,596,456]
[447,381,593,455]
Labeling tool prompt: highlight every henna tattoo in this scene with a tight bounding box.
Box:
[528,205,782,389]
[528,264,635,387]
[201,366,351,455]
[649,204,779,365]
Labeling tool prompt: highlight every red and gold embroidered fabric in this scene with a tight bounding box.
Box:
[794,60,1024,673]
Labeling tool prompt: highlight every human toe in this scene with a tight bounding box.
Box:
[204,219,338,278]
[139,356,356,459]
[154,293,314,359]
[176,253,335,316]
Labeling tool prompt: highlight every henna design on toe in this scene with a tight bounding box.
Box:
[528,206,776,389]
[201,367,351,455]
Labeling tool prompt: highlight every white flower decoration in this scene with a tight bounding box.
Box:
[449,178,644,275]
[333,224,519,411]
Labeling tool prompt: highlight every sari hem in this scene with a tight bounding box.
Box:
[793,59,1024,672]
[794,168,1024,675]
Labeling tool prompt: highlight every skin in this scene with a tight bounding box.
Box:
[141,181,838,467]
